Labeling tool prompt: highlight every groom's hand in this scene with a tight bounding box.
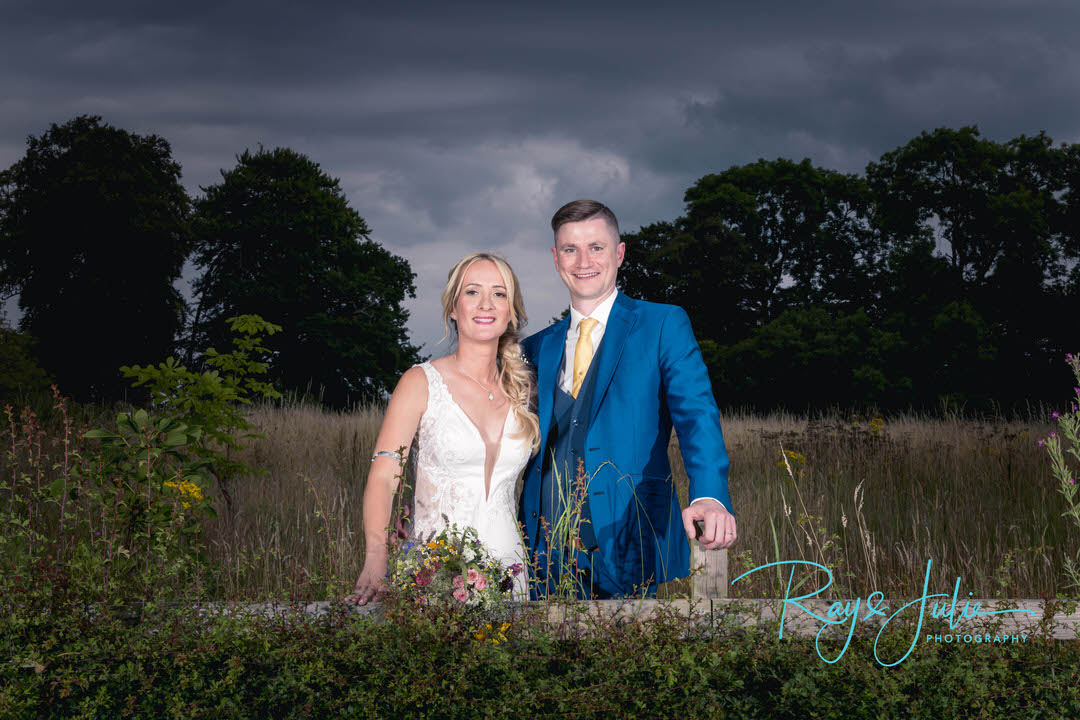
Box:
[683,499,737,550]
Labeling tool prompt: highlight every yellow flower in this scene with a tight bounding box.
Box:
[164,479,204,508]
[777,449,806,467]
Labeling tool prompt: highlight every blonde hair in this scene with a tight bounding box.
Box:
[441,252,540,451]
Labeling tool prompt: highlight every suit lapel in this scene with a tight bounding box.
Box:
[537,316,569,451]
[587,293,636,429]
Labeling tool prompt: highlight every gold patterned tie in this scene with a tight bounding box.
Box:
[572,318,599,399]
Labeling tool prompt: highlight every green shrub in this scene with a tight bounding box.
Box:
[120,314,282,508]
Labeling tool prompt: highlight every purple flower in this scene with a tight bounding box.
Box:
[1052,411,1060,419]
[1037,440,1045,448]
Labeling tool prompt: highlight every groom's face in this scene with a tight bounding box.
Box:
[552,217,625,309]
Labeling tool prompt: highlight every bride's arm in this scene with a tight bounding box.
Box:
[346,366,427,605]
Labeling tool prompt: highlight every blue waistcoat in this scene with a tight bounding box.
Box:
[539,352,601,552]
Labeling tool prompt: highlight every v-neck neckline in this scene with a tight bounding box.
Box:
[428,362,511,502]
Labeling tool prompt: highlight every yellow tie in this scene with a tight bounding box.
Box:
[572,318,599,399]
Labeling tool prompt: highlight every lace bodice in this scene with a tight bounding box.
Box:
[411,362,531,591]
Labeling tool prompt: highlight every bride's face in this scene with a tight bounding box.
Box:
[450,260,512,343]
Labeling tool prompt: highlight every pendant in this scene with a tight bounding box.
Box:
[488,392,494,401]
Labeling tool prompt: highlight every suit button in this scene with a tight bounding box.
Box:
[570,449,576,455]
[532,512,537,518]
[572,419,579,426]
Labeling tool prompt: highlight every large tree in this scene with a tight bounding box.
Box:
[868,127,1080,406]
[0,115,191,401]
[189,147,420,406]
[620,158,879,349]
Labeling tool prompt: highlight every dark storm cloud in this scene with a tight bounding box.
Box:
[2,0,1078,348]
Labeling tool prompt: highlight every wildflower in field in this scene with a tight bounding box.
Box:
[870,417,885,435]
[1052,411,1060,419]
[164,479,204,508]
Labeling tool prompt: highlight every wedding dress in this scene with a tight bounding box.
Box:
[411,361,530,598]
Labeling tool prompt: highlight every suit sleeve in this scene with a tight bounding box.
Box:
[657,306,733,515]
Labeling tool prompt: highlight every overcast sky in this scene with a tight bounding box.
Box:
[3,0,1079,353]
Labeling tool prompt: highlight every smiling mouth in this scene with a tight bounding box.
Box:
[472,317,496,324]
[573,272,600,279]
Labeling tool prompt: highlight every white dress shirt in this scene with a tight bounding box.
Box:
[557,288,619,395]
[556,288,725,511]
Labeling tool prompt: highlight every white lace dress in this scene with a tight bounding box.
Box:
[411,362,531,598]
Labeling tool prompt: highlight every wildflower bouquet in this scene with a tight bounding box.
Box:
[387,521,523,615]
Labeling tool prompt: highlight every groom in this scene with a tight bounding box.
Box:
[520,199,736,599]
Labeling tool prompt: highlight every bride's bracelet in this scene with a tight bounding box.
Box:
[371,450,403,463]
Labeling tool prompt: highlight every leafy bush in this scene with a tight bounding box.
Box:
[120,314,282,507]
[2,389,218,608]
[0,316,52,405]
[1,593,1077,719]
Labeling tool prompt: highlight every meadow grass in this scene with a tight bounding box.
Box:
[202,402,1072,601]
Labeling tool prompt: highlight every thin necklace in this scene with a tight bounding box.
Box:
[453,353,498,401]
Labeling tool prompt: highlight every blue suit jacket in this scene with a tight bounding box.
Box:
[519,292,731,594]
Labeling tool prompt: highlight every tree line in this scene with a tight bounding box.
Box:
[0,115,419,407]
[618,127,1080,413]
[2,117,1077,413]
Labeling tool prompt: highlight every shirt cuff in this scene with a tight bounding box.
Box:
[690,496,728,513]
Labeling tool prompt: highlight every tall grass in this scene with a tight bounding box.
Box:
[199,402,1071,600]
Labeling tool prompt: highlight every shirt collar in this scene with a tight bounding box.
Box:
[569,288,619,333]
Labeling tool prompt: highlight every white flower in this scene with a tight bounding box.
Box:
[462,546,477,562]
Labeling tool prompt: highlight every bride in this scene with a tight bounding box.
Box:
[347,252,539,604]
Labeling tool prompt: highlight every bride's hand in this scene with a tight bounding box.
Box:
[345,555,388,605]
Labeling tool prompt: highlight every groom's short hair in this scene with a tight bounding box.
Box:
[551,199,620,240]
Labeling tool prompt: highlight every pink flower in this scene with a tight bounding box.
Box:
[467,568,481,585]
[453,587,469,603]
[474,575,487,591]
[452,575,465,589]
[1052,411,1060,419]
[414,570,432,586]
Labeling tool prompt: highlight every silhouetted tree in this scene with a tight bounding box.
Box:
[869,127,1079,408]
[189,147,420,406]
[0,116,191,401]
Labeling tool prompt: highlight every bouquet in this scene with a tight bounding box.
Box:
[387,520,524,616]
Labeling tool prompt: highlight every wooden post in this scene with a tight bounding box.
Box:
[691,544,728,599]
